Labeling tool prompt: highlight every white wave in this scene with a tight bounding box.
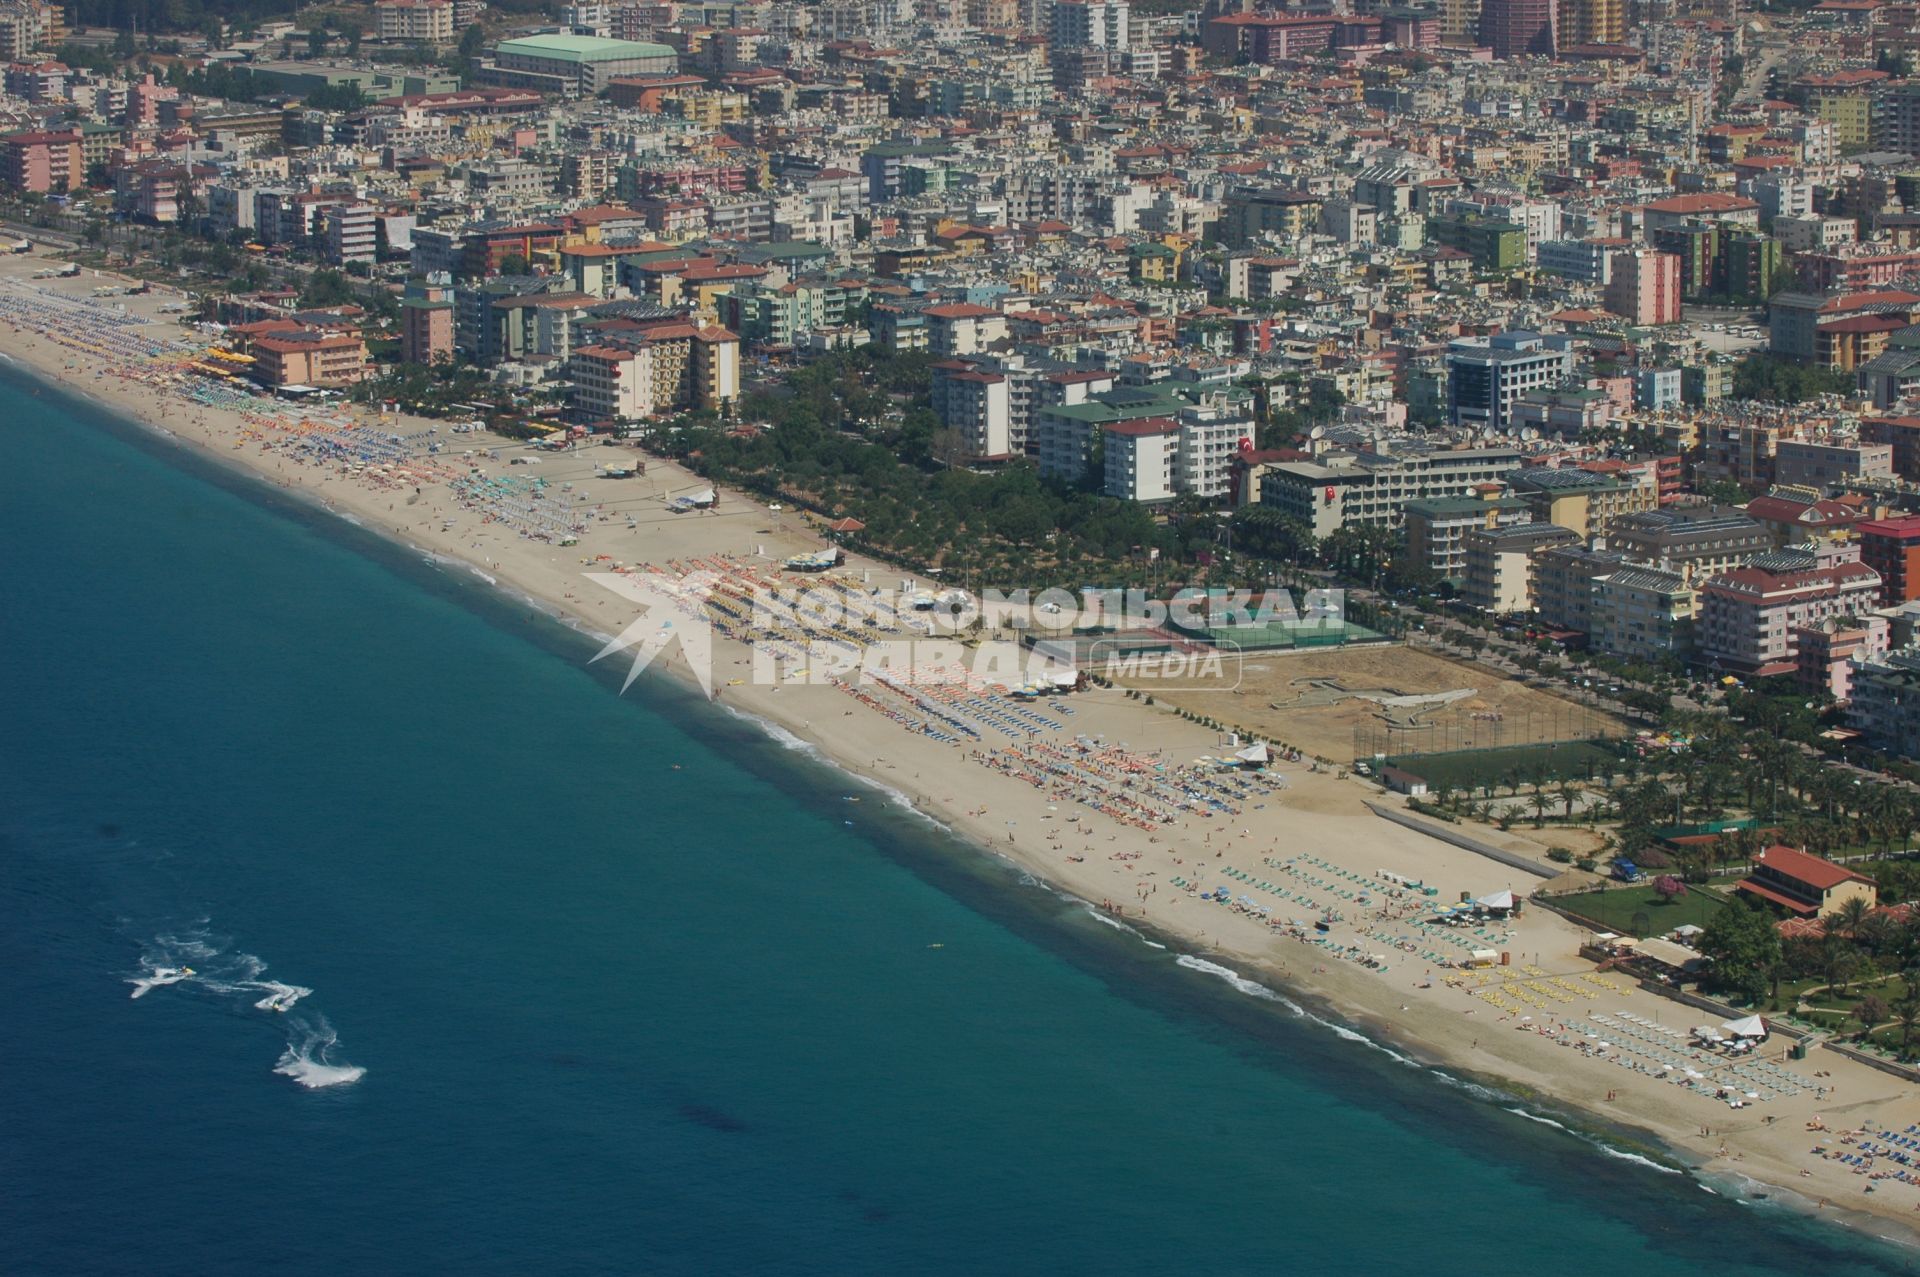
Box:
[274,1018,365,1089]
[1506,1106,1568,1131]
[1597,1144,1683,1175]
[469,567,497,585]
[247,981,312,1013]
[127,966,193,999]
[1175,954,1306,1015]
[1083,906,1137,934]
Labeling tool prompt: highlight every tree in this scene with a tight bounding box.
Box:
[1652,874,1687,903]
[307,25,329,57]
[1833,894,1873,942]
[298,268,358,309]
[1818,932,1859,997]
[1856,994,1889,1040]
[1894,989,1920,1059]
[1698,902,1782,1005]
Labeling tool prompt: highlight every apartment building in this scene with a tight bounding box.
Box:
[1849,649,1920,757]
[1103,418,1178,502]
[246,329,371,388]
[1770,439,1894,489]
[1506,466,1657,538]
[1260,446,1525,539]
[565,322,739,420]
[376,0,454,41]
[1445,332,1576,433]
[1402,496,1533,583]
[1461,523,1582,614]
[931,363,1014,460]
[321,202,377,267]
[1592,567,1695,661]
[1860,515,1920,604]
[1533,544,1629,634]
[1602,505,1770,577]
[0,128,80,193]
[1696,546,1882,675]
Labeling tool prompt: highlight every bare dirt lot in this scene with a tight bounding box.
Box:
[1138,643,1625,763]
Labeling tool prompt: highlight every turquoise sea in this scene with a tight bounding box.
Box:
[2,367,1916,1274]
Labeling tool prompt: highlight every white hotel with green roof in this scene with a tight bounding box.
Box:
[479,33,676,96]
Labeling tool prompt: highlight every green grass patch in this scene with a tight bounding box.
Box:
[1384,740,1623,792]
[1549,883,1734,937]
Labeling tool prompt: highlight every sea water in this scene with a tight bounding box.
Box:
[1,372,1914,1275]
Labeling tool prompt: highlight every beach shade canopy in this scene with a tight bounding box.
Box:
[1691,1025,1724,1041]
[1476,890,1516,910]
[1235,742,1269,765]
[1722,1014,1768,1039]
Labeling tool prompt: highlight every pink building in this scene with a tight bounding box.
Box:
[1698,545,1882,676]
[1794,616,1890,701]
[1604,248,1682,326]
[0,128,80,192]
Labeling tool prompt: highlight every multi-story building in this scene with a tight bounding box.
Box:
[1696,546,1882,675]
[1603,505,1770,577]
[1425,213,1525,271]
[376,0,454,42]
[400,278,455,367]
[1221,187,1323,247]
[1859,515,1920,604]
[246,329,372,388]
[1533,544,1628,634]
[1592,567,1695,661]
[1557,0,1622,45]
[1260,446,1525,539]
[0,128,80,193]
[565,321,739,420]
[1462,523,1582,614]
[1480,0,1556,59]
[1050,0,1128,48]
[1850,649,1920,757]
[1445,333,1575,433]
[1604,248,1682,326]
[1103,418,1178,502]
[320,202,377,267]
[1769,290,1920,369]
[1537,238,1615,285]
[931,362,1014,460]
[1506,465,1657,538]
[1403,496,1533,583]
[1771,439,1894,489]
[481,34,676,95]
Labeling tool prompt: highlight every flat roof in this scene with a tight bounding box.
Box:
[495,34,675,62]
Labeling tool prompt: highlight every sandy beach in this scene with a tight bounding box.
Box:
[12,250,1920,1246]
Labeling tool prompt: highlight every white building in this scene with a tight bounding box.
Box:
[1104,418,1178,501]
[375,0,453,42]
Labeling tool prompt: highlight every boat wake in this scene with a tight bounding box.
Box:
[128,926,347,1086]
[273,1016,366,1089]
[128,930,313,1010]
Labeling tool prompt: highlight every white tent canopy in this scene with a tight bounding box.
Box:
[1722,1014,1768,1039]
[1235,742,1269,765]
[1476,890,1516,910]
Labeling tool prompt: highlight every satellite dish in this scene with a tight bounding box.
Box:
[1524,427,1540,441]
[1309,424,1326,439]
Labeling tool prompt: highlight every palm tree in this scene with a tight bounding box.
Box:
[1530,790,1551,828]
[1834,895,1874,944]
[1820,933,1859,999]
[1895,991,1920,1060]
[1559,782,1579,822]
